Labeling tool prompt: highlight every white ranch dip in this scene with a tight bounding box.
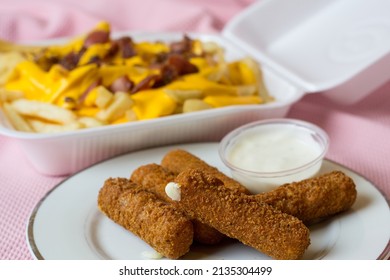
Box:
[227,125,322,173]
[221,120,328,194]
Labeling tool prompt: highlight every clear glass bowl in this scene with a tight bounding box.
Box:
[219,118,329,194]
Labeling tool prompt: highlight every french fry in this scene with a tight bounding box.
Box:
[95,86,114,109]
[183,99,212,113]
[78,116,105,128]
[125,109,138,122]
[0,89,24,103]
[0,52,26,85]
[11,99,77,124]
[202,63,228,83]
[96,91,134,122]
[236,85,257,96]
[1,102,33,132]
[241,57,274,103]
[28,119,81,133]
[164,89,203,104]
[173,104,184,114]
[200,41,223,54]
[200,41,225,64]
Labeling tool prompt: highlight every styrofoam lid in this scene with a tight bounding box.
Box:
[223,0,390,93]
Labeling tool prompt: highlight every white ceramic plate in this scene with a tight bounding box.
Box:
[27,143,390,260]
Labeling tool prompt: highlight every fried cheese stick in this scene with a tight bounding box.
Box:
[162,149,357,224]
[97,177,193,259]
[161,149,250,194]
[167,169,310,260]
[256,171,357,224]
[130,163,225,245]
[130,163,177,202]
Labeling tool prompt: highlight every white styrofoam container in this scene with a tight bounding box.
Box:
[0,33,302,176]
[223,0,390,104]
[1,0,389,176]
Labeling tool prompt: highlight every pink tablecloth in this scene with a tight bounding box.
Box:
[0,0,389,260]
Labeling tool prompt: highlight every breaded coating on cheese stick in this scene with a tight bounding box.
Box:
[162,149,357,225]
[97,177,193,259]
[130,163,225,245]
[161,149,250,194]
[168,169,310,260]
[130,163,177,202]
[256,171,357,224]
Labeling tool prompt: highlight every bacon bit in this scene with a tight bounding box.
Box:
[87,55,102,65]
[131,75,159,93]
[109,76,134,93]
[60,52,79,70]
[60,47,86,70]
[84,30,110,48]
[152,65,178,88]
[78,78,102,103]
[149,52,169,69]
[155,52,169,63]
[115,36,136,58]
[170,35,193,54]
[167,54,198,75]
[105,41,119,60]
[35,55,60,71]
[146,54,198,88]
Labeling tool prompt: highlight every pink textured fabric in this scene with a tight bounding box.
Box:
[0,0,389,260]
[289,83,390,197]
[0,0,254,42]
